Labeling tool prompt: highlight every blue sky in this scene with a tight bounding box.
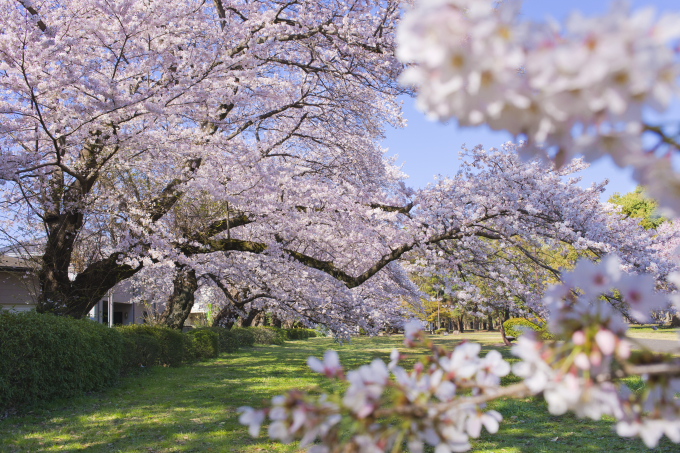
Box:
[383,0,679,199]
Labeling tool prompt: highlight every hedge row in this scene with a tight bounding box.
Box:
[0,311,321,409]
[194,326,319,350]
[0,311,126,408]
[246,326,319,345]
[0,312,221,408]
[284,328,318,340]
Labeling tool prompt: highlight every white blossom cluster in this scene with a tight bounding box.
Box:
[514,257,680,448]
[398,0,680,212]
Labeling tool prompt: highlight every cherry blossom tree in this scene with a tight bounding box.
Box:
[0,0,410,323]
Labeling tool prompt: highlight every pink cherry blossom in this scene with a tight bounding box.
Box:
[238,407,265,437]
[307,351,343,378]
[572,331,586,345]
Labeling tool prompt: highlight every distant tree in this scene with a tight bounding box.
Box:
[608,186,665,230]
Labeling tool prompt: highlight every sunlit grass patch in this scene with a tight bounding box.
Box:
[626,324,680,340]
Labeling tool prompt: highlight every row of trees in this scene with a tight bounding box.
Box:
[413,184,676,340]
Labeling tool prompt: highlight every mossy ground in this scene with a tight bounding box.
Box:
[1,334,676,452]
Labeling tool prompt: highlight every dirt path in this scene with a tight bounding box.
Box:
[632,338,680,354]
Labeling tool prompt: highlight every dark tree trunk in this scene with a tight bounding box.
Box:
[158,266,198,330]
[252,311,266,327]
[473,318,479,331]
[239,308,262,327]
[487,314,495,331]
[35,158,200,318]
[457,315,464,332]
[37,206,83,314]
[271,313,282,328]
[212,303,238,328]
[499,314,511,346]
[37,185,140,318]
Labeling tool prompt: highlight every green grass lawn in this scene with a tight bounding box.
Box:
[625,325,680,340]
[1,334,677,452]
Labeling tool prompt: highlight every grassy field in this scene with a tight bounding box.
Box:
[625,325,680,340]
[1,334,677,452]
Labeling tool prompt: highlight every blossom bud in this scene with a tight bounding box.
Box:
[572,330,586,345]
[574,352,591,370]
[595,329,617,355]
[590,350,602,367]
[616,339,631,360]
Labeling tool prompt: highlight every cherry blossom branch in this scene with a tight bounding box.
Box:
[16,0,47,32]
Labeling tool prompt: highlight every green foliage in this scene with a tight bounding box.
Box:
[0,311,326,410]
[0,310,125,408]
[435,328,448,334]
[230,327,256,347]
[608,186,665,230]
[120,333,162,369]
[116,325,186,367]
[503,318,552,340]
[206,303,215,327]
[193,327,239,352]
[250,326,287,345]
[284,328,318,340]
[185,329,219,360]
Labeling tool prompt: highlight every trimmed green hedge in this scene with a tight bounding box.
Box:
[240,326,320,344]
[0,312,322,409]
[117,325,186,367]
[189,326,318,349]
[284,328,318,340]
[250,326,287,345]
[185,329,219,360]
[120,332,162,369]
[0,310,125,408]
[193,327,239,352]
[230,327,256,347]
[503,318,552,340]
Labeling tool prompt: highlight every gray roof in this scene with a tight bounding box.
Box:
[0,255,35,271]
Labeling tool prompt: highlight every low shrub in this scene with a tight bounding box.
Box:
[435,328,448,334]
[120,333,161,369]
[194,327,239,352]
[0,310,125,408]
[116,325,185,367]
[185,329,219,360]
[503,318,552,340]
[284,328,318,340]
[251,326,286,345]
[230,327,256,347]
